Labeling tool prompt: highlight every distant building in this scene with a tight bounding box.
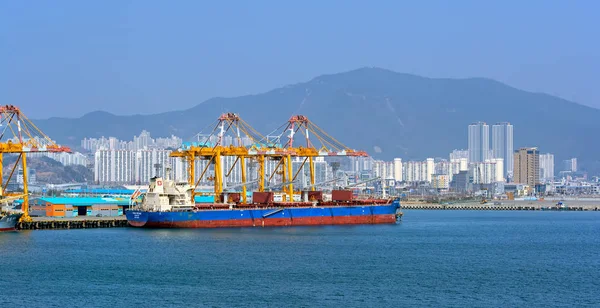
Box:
[563,158,577,172]
[468,159,503,184]
[450,170,469,192]
[135,149,172,184]
[468,122,490,163]
[393,158,403,182]
[402,158,435,183]
[292,157,329,188]
[513,147,540,187]
[539,153,554,183]
[27,151,90,167]
[449,149,469,161]
[426,158,435,182]
[373,160,395,181]
[431,174,450,190]
[17,167,36,185]
[350,157,373,174]
[491,122,513,178]
[94,150,136,185]
[82,130,183,153]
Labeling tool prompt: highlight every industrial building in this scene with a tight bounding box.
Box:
[29,197,130,218]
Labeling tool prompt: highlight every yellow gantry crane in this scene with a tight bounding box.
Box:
[172,113,369,204]
[170,113,267,204]
[261,115,369,202]
[0,105,71,221]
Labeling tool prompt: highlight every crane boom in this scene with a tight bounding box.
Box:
[0,105,70,222]
[343,177,381,189]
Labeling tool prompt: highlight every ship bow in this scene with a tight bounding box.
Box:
[126,210,149,227]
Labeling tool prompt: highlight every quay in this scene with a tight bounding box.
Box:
[17,216,128,230]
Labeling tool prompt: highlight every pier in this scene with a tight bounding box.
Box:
[17,216,128,230]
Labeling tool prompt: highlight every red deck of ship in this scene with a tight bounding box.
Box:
[194,199,393,210]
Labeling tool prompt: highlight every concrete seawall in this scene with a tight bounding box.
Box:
[17,216,128,230]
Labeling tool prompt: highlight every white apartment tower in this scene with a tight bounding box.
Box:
[393,158,403,182]
[539,153,555,183]
[468,122,490,163]
[492,122,514,178]
[94,150,136,184]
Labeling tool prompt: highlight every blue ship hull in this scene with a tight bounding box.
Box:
[126,200,401,228]
[0,213,22,232]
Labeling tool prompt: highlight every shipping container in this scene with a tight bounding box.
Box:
[307,191,324,202]
[252,192,274,204]
[332,190,354,202]
[219,193,241,203]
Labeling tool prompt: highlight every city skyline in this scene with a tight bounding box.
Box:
[8,127,588,194]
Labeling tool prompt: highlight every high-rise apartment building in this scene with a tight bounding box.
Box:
[135,149,172,184]
[468,160,503,184]
[539,153,555,183]
[513,147,539,186]
[402,158,435,183]
[563,158,577,172]
[491,122,514,178]
[372,160,395,182]
[468,122,490,163]
[393,158,403,182]
[292,157,330,188]
[94,150,136,185]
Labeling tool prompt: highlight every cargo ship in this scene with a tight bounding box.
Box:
[0,212,23,232]
[126,172,402,229]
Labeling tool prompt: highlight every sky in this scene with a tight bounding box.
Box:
[1,0,598,119]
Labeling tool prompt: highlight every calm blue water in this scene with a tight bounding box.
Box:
[1,210,599,307]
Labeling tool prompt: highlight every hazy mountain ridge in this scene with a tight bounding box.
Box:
[2,156,93,184]
[32,67,600,172]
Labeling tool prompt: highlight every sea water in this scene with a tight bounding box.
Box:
[1,210,599,307]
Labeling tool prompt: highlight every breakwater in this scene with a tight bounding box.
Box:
[17,216,128,230]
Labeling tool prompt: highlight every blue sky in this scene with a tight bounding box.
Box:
[1,0,598,118]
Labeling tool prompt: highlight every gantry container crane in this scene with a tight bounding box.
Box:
[261,115,368,202]
[171,113,369,205]
[0,105,71,221]
[170,112,267,203]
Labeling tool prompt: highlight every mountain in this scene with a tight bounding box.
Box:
[2,156,93,184]
[33,67,600,173]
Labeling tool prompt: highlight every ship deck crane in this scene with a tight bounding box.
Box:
[0,105,71,221]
